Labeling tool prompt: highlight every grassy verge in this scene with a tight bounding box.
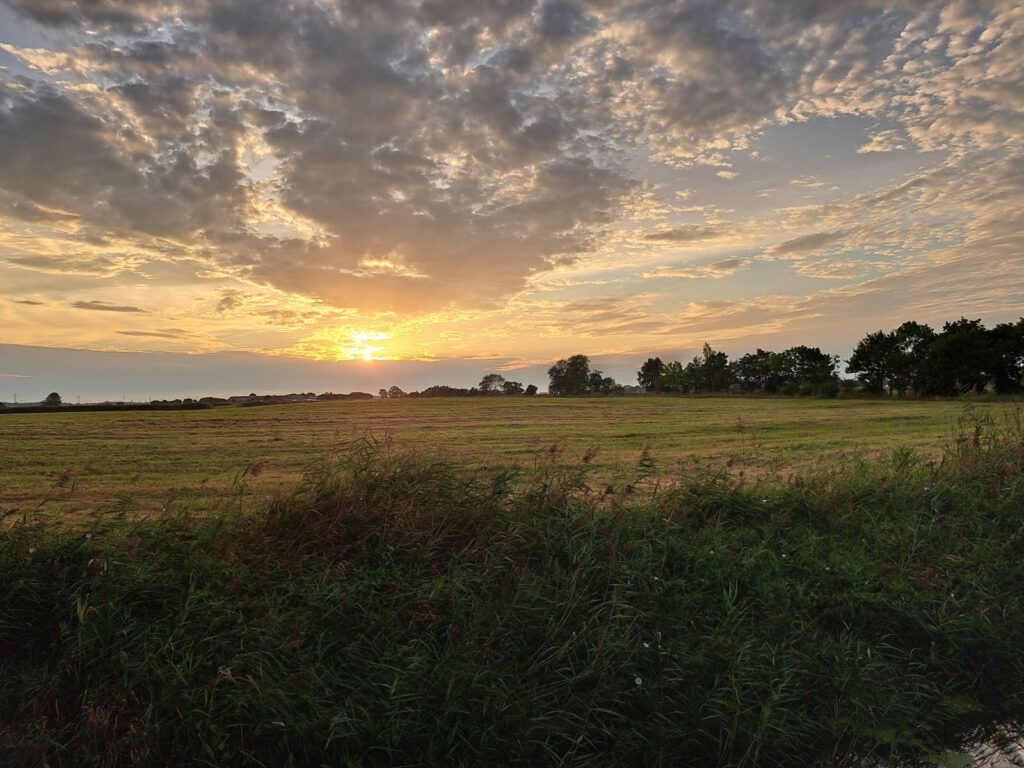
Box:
[2,409,1024,766]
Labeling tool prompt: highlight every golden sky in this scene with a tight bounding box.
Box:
[1,1,1022,396]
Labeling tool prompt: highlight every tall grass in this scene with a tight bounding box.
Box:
[3,412,1024,766]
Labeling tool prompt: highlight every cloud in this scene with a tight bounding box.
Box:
[858,129,907,154]
[0,0,1022,364]
[216,290,248,313]
[644,258,747,279]
[10,298,44,305]
[116,328,188,338]
[643,224,724,243]
[70,300,147,313]
[764,231,846,258]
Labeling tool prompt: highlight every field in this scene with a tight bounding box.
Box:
[0,396,1014,518]
[5,396,1024,766]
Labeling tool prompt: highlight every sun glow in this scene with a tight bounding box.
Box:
[339,330,390,361]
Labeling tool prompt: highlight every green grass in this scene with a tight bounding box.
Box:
[2,407,1024,766]
[0,396,1016,518]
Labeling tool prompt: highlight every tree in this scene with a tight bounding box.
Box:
[988,318,1024,394]
[387,385,407,399]
[502,380,524,395]
[524,384,538,396]
[548,355,591,395]
[780,345,839,396]
[917,318,992,395]
[685,343,733,393]
[888,321,936,395]
[479,373,506,394]
[660,360,687,393]
[846,331,895,394]
[378,388,389,399]
[731,349,787,393]
[44,392,62,406]
[637,357,666,392]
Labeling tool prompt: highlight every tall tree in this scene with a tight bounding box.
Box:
[637,357,666,392]
[988,318,1024,394]
[917,318,991,395]
[846,331,896,394]
[690,343,733,392]
[731,349,786,393]
[888,321,936,395]
[479,373,505,394]
[660,360,687,393]
[548,355,591,395]
[780,345,839,395]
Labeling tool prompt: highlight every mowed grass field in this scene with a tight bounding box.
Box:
[0,396,1014,517]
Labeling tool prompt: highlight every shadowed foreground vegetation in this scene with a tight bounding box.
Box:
[3,410,1024,766]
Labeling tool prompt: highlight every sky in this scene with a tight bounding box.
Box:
[1,0,1022,400]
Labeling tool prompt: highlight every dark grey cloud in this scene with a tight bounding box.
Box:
[10,298,45,305]
[644,257,748,280]
[765,231,846,258]
[215,290,247,313]
[70,300,147,313]
[116,328,188,338]
[644,224,724,242]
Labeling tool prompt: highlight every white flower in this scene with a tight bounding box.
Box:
[653,576,659,581]
[634,676,643,687]
[761,498,768,504]
[781,554,786,559]
[29,547,36,554]
[643,642,650,649]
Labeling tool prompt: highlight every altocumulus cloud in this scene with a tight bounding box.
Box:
[0,0,1022,330]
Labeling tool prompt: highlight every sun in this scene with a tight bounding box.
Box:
[339,330,389,361]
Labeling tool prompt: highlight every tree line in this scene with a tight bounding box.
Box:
[627,317,1024,397]
[379,376,539,399]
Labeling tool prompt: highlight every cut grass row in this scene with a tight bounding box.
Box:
[0,396,1013,519]
[2,407,1023,766]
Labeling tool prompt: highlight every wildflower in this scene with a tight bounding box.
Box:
[653,576,659,581]
[85,533,92,540]
[634,676,643,687]
[781,554,786,559]
[761,498,768,504]
[29,547,36,554]
[643,642,650,649]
